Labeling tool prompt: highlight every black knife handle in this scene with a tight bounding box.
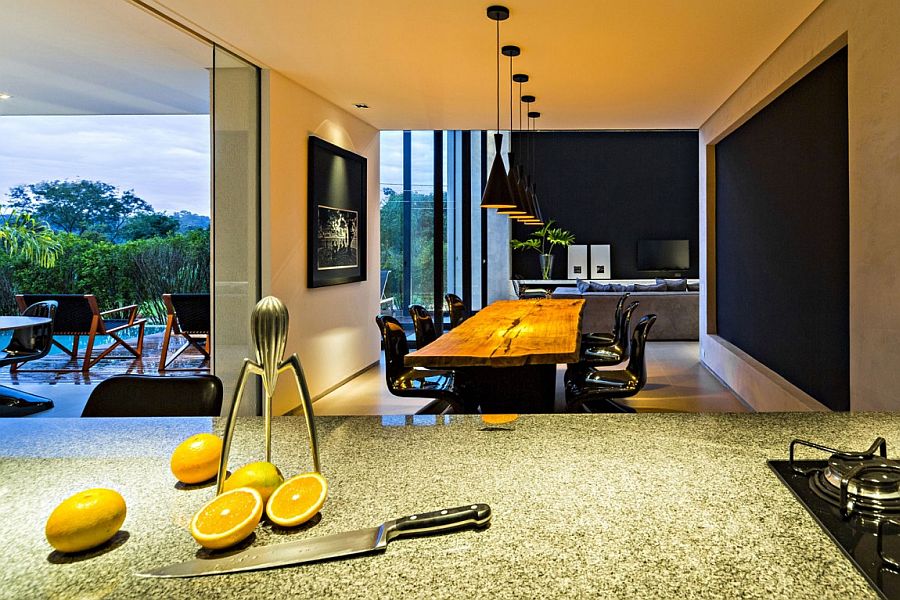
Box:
[385,504,491,541]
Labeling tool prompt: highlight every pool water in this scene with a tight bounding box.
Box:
[0,324,166,356]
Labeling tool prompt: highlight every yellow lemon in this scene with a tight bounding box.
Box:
[223,461,284,503]
[171,433,223,484]
[45,488,126,553]
[190,487,263,550]
[266,472,328,528]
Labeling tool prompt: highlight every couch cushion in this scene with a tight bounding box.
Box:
[687,281,700,292]
[634,282,667,292]
[656,278,688,291]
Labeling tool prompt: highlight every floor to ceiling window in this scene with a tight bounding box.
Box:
[379,130,492,341]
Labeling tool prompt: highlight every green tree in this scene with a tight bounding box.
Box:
[0,212,61,267]
[121,213,180,241]
[7,179,153,242]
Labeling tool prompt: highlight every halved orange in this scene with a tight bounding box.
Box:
[266,472,328,527]
[190,487,263,550]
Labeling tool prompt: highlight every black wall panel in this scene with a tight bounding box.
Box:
[510,131,699,280]
[715,48,849,411]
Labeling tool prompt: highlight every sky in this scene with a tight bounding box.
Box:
[0,114,211,215]
[380,130,447,198]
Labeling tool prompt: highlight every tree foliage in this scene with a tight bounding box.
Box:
[7,179,153,242]
[0,212,62,268]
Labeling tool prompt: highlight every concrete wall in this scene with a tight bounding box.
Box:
[262,71,380,416]
[699,0,900,411]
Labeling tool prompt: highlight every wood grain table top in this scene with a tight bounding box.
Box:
[405,298,584,368]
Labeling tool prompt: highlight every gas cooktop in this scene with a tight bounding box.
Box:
[769,437,900,600]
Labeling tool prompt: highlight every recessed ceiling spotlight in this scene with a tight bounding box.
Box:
[353,103,369,109]
[0,93,11,100]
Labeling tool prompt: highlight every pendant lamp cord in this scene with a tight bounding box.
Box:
[495,19,500,133]
[518,82,523,161]
[509,54,514,143]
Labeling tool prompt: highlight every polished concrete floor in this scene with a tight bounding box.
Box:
[312,342,750,415]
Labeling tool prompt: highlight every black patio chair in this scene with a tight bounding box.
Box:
[15,294,146,372]
[159,293,210,371]
[81,374,223,417]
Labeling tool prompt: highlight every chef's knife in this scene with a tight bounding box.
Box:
[139,503,491,578]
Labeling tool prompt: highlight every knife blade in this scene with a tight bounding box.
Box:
[139,503,491,578]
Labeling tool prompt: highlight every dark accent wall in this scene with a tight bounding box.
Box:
[715,48,848,411]
[510,130,699,280]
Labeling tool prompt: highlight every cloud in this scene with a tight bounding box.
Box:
[0,114,210,215]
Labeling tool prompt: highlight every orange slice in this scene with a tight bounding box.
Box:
[266,472,328,527]
[481,414,518,425]
[190,487,263,550]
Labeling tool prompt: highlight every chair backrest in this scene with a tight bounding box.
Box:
[612,301,640,350]
[375,315,409,387]
[17,294,96,333]
[167,293,210,333]
[408,304,436,348]
[612,293,630,333]
[4,301,58,361]
[81,375,223,417]
[445,293,468,329]
[625,314,657,388]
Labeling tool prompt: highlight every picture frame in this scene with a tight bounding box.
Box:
[589,244,612,279]
[307,136,367,288]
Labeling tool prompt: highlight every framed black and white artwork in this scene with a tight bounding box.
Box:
[308,136,367,288]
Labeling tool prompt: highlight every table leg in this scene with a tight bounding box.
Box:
[455,364,556,414]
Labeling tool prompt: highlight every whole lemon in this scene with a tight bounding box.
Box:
[171,433,223,484]
[223,462,284,503]
[45,488,126,553]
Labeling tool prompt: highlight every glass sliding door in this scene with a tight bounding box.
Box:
[211,46,260,415]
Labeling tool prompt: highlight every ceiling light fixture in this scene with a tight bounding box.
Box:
[498,47,528,217]
[525,110,545,225]
[353,103,369,109]
[510,79,538,223]
[480,5,516,210]
[517,94,541,225]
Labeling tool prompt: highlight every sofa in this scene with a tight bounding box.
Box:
[551,281,699,341]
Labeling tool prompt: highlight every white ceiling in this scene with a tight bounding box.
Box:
[0,0,210,116]
[148,0,823,130]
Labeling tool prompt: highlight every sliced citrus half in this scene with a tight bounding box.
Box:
[481,414,518,425]
[190,487,263,550]
[266,472,328,527]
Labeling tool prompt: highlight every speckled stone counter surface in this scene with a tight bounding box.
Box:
[1,413,896,599]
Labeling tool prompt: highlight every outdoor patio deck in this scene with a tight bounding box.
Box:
[0,333,209,417]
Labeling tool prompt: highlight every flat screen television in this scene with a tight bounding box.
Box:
[637,239,689,271]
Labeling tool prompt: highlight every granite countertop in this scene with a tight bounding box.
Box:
[0,413,895,599]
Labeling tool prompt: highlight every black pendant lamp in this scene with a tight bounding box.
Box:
[518,95,538,224]
[509,76,536,221]
[497,46,527,217]
[481,6,516,210]
[524,111,545,225]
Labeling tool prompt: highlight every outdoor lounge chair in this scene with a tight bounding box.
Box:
[158,293,210,371]
[14,294,146,372]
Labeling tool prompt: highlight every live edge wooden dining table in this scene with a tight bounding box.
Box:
[405,298,584,413]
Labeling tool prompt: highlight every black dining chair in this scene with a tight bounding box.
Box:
[408,304,437,349]
[582,293,630,346]
[565,314,657,413]
[375,315,464,415]
[578,301,640,367]
[81,374,223,417]
[1,300,58,369]
[445,293,468,329]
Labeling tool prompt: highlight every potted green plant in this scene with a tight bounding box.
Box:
[510,220,576,280]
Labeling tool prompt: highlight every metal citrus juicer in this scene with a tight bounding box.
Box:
[215,296,321,494]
